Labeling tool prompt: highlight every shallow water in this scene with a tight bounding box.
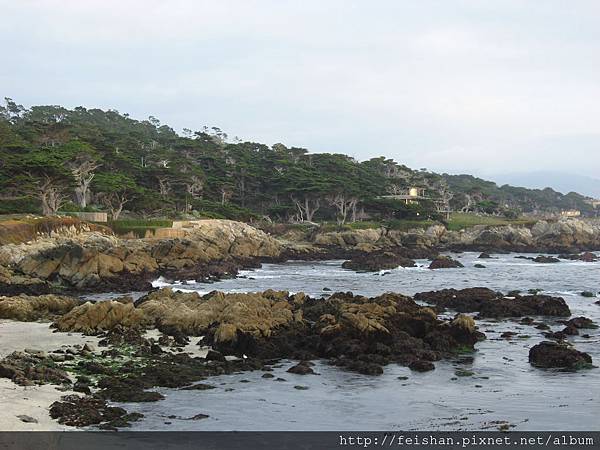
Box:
[122,253,600,431]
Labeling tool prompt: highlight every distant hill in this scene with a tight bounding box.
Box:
[489,171,600,198]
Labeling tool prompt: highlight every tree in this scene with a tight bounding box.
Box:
[94,173,138,220]
[64,142,101,208]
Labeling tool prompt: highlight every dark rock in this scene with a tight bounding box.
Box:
[205,350,226,362]
[529,341,593,370]
[562,317,596,329]
[17,415,38,423]
[342,251,416,272]
[408,360,435,372]
[429,256,464,270]
[533,256,560,264]
[49,394,142,428]
[474,264,486,269]
[0,351,71,386]
[287,362,315,375]
[478,253,493,259]
[180,383,216,390]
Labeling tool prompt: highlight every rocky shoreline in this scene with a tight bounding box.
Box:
[0,284,596,430]
[0,217,598,430]
[0,217,599,296]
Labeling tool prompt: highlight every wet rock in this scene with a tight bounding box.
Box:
[581,291,596,298]
[342,251,416,272]
[474,264,486,269]
[180,383,216,391]
[408,360,435,372]
[294,385,309,390]
[562,317,596,329]
[0,351,71,386]
[529,341,593,370]
[428,256,464,270]
[17,415,38,423]
[73,381,92,395]
[261,373,275,378]
[414,288,499,312]
[478,253,493,259]
[287,362,316,375]
[533,256,560,264]
[49,394,143,428]
[205,350,226,362]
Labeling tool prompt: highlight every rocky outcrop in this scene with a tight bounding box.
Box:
[54,300,149,333]
[342,251,416,272]
[0,294,80,321]
[0,220,283,294]
[428,256,464,269]
[414,288,571,318]
[0,351,71,386]
[529,341,593,370]
[51,288,484,375]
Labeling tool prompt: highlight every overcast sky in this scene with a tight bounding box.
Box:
[2,0,599,185]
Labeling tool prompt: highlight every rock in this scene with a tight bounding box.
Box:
[529,341,593,370]
[49,394,142,428]
[205,350,226,362]
[180,383,216,391]
[408,360,435,372]
[188,413,209,420]
[416,288,570,318]
[581,291,596,298]
[261,373,275,378]
[0,351,71,386]
[287,362,316,375]
[478,252,493,259]
[562,317,596,329]
[474,264,486,269]
[17,415,38,423]
[54,301,149,333]
[294,385,309,390]
[0,294,80,321]
[73,381,92,394]
[428,256,464,270]
[82,343,96,353]
[342,251,416,272]
[532,256,560,264]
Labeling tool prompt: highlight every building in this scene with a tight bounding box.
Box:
[379,187,427,205]
[560,210,581,218]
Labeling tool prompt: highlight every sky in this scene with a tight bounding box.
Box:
[1,0,599,191]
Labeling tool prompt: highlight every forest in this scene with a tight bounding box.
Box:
[0,98,595,224]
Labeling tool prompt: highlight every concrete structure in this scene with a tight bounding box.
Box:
[560,210,581,218]
[70,212,108,222]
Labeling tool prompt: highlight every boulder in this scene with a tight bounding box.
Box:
[0,294,80,321]
[428,256,464,270]
[341,251,416,272]
[529,341,593,370]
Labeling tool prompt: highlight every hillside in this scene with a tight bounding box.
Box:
[0,98,597,223]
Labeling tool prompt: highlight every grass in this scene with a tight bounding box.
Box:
[0,216,109,245]
[446,213,536,231]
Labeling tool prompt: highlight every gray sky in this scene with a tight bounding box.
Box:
[2,0,599,185]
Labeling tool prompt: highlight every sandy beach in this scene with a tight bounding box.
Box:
[0,320,100,430]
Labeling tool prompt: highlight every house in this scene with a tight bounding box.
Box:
[560,210,581,218]
[379,187,428,205]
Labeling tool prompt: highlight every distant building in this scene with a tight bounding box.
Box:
[379,187,427,204]
[561,210,581,218]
